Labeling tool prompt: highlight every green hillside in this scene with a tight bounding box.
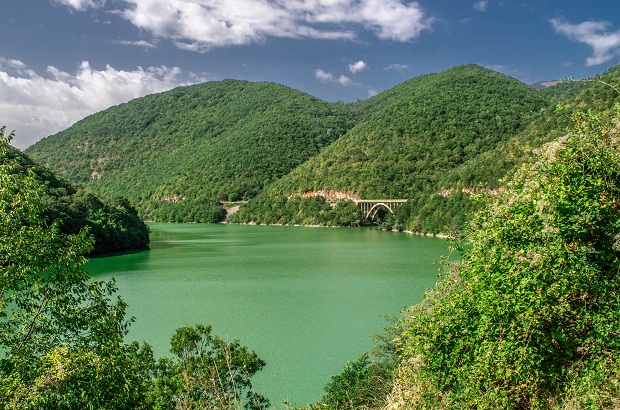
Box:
[445,64,620,203]
[2,128,148,254]
[27,63,620,233]
[232,65,550,231]
[26,80,357,222]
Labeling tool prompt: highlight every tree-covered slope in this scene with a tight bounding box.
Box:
[28,64,620,230]
[447,63,620,195]
[539,64,620,107]
[233,65,549,230]
[389,64,620,233]
[26,80,357,222]
[1,128,148,254]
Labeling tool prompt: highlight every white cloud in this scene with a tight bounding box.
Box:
[550,18,620,66]
[0,58,193,148]
[315,69,335,83]
[349,60,367,74]
[114,39,158,48]
[384,63,409,72]
[473,0,488,12]
[53,0,104,10]
[0,58,27,70]
[314,69,352,86]
[338,75,352,85]
[55,0,433,50]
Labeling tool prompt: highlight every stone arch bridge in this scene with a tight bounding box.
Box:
[354,199,407,220]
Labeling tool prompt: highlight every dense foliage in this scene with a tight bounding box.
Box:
[230,196,363,226]
[149,324,269,410]
[2,137,148,254]
[0,127,268,409]
[390,108,620,409]
[26,81,357,223]
[0,127,154,408]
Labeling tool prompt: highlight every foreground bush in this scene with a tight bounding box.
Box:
[0,127,153,408]
[392,108,620,409]
[149,324,269,410]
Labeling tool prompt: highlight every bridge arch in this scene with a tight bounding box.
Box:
[366,203,394,220]
[354,199,407,220]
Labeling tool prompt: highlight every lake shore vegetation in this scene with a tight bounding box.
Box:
[307,106,620,409]
[1,134,149,255]
[0,128,269,409]
[386,105,620,409]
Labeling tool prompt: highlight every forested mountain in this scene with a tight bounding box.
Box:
[1,130,148,254]
[26,63,620,234]
[232,65,550,231]
[445,64,620,200]
[26,81,357,222]
[234,64,620,232]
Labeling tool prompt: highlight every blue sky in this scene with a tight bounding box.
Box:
[2,0,620,148]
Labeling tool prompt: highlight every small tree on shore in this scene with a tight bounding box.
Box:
[149,324,269,410]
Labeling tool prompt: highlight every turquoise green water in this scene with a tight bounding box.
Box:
[87,223,448,407]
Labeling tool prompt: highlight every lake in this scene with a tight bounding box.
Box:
[87,223,448,407]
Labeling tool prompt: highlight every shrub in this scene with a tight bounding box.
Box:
[394,108,620,409]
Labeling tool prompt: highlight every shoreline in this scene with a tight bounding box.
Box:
[221,220,450,238]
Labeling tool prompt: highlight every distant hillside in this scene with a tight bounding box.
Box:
[555,64,620,111]
[2,133,148,254]
[232,65,550,231]
[537,79,591,102]
[26,63,620,233]
[452,63,620,190]
[26,81,357,222]
[534,65,620,105]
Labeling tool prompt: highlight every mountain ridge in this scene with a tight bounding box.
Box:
[25,63,620,232]
[26,80,358,222]
[232,64,551,230]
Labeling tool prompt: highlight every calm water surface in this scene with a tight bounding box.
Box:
[87,223,448,407]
